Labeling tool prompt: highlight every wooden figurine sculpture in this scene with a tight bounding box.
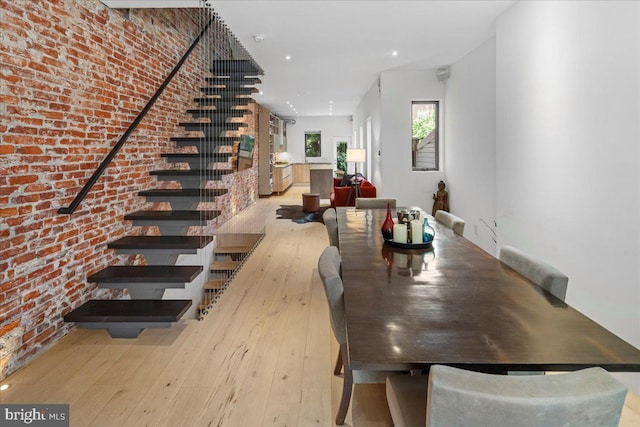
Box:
[432,180,449,216]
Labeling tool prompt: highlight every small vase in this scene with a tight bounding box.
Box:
[423,217,435,243]
[381,203,394,240]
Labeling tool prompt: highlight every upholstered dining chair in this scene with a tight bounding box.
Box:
[355,197,397,209]
[386,365,627,427]
[499,245,568,301]
[434,210,465,236]
[318,246,389,425]
[322,208,339,249]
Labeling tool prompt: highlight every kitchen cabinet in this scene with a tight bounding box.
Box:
[292,164,311,184]
[270,114,287,153]
[273,165,292,194]
[258,106,272,196]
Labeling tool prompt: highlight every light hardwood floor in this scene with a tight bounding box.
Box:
[2,186,639,427]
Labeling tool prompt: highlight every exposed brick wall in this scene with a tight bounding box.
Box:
[0,0,260,379]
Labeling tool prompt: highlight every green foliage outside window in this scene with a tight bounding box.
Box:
[412,113,436,140]
[305,132,321,157]
[336,142,347,172]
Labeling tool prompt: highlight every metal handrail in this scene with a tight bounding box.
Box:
[58,16,215,214]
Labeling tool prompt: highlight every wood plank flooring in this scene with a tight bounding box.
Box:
[1,185,639,426]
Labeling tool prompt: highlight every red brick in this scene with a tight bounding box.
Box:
[37,244,62,257]
[0,145,15,154]
[23,290,40,303]
[9,175,38,185]
[18,205,32,215]
[23,183,51,193]
[0,94,19,104]
[0,207,18,217]
[21,328,35,344]
[18,146,43,155]
[13,252,36,265]
[56,229,79,242]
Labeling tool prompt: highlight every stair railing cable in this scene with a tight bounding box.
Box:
[58,13,216,215]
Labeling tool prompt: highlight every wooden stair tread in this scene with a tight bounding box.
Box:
[139,188,227,197]
[64,300,191,323]
[210,259,240,271]
[124,210,220,221]
[108,235,212,250]
[88,265,203,283]
[214,245,252,254]
[204,278,227,290]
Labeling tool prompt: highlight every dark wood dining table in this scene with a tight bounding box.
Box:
[336,207,640,373]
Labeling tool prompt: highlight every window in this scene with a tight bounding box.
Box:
[305,132,321,158]
[411,101,439,171]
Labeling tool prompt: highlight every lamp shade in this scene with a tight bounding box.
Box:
[346,148,366,163]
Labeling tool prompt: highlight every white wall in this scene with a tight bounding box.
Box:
[445,38,497,254]
[380,70,445,206]
[352,78,382,189]
[281,116,352,165]
[496,0,640,393]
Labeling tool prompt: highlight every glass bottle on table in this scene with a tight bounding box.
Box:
[423,217,435,243]
[381,202,394,240]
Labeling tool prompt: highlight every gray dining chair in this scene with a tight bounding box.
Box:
[355,197,396,209]
[499,245,568,301]
[318,246,389,425]
[322,208,339,249]
[434,210,465,236]
[386,365,627,427]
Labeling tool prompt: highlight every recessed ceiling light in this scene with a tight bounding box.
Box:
[285,55,292,61]
[259,91,263,95]
[0,384,10,391]
[286,101,290,104]
[253,34,265,42]
[392,50,398,56]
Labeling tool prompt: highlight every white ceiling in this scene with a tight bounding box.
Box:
[103,0,515,117]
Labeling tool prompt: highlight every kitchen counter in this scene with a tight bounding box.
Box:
[290,163,333,183]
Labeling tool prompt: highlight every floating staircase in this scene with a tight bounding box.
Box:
[64,59,263,337]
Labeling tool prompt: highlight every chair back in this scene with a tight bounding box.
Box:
[434,210,465,236]
[426,365,627,427]
[322,208,340,248]
[499,245,568,301]
[317,246,346,344]
[356,198,397,209]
